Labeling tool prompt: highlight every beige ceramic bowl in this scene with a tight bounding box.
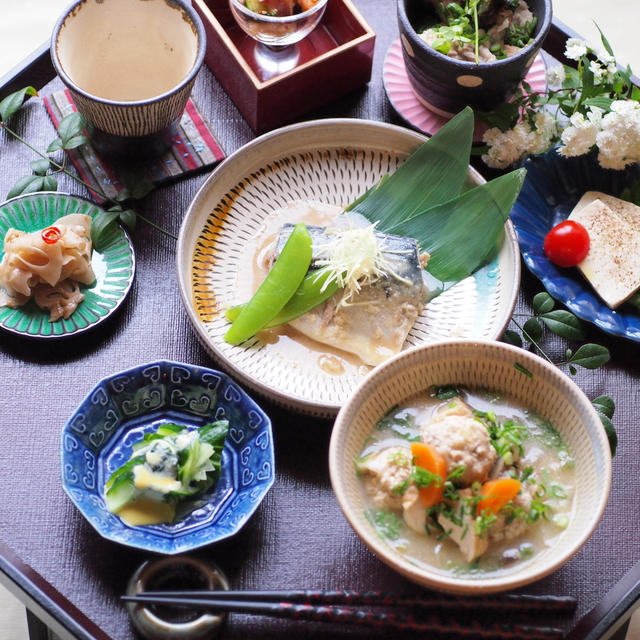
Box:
[329,339,612,594]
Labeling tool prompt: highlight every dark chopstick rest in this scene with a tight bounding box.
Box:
[122,590,575,639]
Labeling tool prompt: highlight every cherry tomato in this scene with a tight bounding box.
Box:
[41,226,62,245]
[543,220,590,268]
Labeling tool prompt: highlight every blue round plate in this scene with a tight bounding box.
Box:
[61,360,275,554]
[511,148,640,341]
[0,192,134,338]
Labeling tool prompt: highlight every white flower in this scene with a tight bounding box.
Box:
[565,38,588,61]
[596,48,615,65]
[589,60,604,81]
[529,112,557,154]
[589,59,616,84]
[610,99,640,118]
[482,125,530,169]
[558,111,600,157]
[604,62,618,82]
[545,65,565,87]
[482,113,557,168]
[587,107,604,128]
[595,100,640,169]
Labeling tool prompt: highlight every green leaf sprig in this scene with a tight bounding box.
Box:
[502,291,616,455]
[426,0,536,64]
[0,87,176,248]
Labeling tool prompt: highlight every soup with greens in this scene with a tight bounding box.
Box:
[356,387,575,576]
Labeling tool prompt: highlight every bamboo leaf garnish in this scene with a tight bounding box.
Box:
[388,169,526,282]
[351,106,474,229]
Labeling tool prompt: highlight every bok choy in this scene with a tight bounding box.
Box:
[104,421,228,525]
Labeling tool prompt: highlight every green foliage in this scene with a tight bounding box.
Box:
[476,23,638,168]
[592,395,617,456]
[351,107,474,229]
[538,310,586,341]
[1,86,174,242]
[390,169,526,282]
[0,86,37,122]
[568,344,610,370]
[46,112,87,152]
[502,328,522,348]
[7,174,57,198]
[502,291,616,456]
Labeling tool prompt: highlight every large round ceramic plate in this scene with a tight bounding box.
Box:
[177,119,520,417]
[512,149,640,341]
[0,192,134,338]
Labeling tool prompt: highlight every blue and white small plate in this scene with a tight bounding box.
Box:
[511,148,640,341]
[0,192,135,338]
[61,360,275,554]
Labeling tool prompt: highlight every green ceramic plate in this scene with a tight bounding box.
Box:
[0,192,135,338]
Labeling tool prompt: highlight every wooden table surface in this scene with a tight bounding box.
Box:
[0,2,638,639]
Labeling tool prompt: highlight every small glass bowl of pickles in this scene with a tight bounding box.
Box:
[229,0,328,49]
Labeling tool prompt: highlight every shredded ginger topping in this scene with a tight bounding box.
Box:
[315,223,407,308]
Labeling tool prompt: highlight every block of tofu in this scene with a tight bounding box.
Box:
[568,198,640,308]
[573,191,640,230]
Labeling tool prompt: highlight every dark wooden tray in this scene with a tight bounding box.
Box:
[0,10,638,640]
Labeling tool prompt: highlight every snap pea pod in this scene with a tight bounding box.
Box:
[225,266,340,328]
[224,223,312,345]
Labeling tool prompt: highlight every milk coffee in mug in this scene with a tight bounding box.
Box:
[51,0,206,160]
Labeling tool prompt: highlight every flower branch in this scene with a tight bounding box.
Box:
[0,87,177,247]
[502,292,616,454]
[478,28,640,173]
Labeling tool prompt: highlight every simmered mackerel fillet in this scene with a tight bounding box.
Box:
[274,223,427,366]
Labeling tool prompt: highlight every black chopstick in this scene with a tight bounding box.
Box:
[125,589,576,613]
[121,593,568,639]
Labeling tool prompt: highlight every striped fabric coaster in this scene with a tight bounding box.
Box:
[43,89,225,202]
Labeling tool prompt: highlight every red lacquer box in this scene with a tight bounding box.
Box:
[193,0,376,133]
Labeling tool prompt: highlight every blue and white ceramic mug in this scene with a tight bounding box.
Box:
[51,0,206,160]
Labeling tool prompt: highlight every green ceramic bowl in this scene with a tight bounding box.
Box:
[0,192,135,338]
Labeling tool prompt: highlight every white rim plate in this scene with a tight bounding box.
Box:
[176,119,520,417]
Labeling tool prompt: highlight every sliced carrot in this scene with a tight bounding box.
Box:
[476,478,522,516]
[410,442,447,507]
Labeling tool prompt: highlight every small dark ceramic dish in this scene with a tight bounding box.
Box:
[397,0,551,115]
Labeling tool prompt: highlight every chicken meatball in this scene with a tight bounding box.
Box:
[420,401,497,486]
